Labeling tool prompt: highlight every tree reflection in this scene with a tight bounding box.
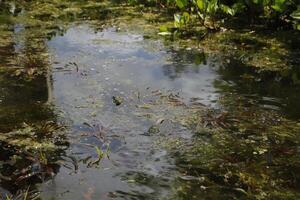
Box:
[162,48,207,80]
[215,57,300,119]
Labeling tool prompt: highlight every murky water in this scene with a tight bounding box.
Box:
[40,25,217,199]
[1,3,300,199]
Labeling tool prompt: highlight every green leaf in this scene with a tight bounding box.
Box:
[197,0,206,11]
[253,0,264,5]
[207,0,218,14]
[271,0,287,12]
[231,2,246,14]
[221,4,235,16]
[159,25,168,32]
[291,7,300,20]
[95,146,104,159]
[175,0,187,9]
[174,14,181,23]
[174,14,181,28]
[182,12,190,23]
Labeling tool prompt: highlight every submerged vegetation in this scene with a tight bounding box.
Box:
[0,0,300,199]
[175,97,300,199]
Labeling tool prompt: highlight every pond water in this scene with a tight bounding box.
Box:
[0,4,300,200]
[43,24,218,199]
